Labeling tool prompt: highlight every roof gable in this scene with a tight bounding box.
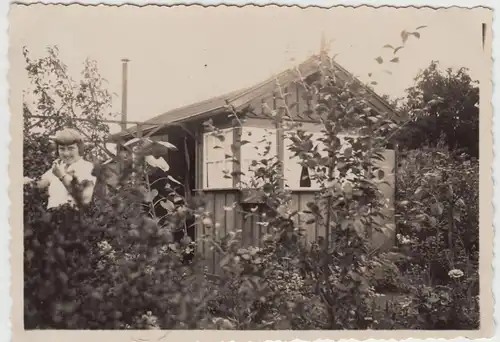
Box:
[112,54,396,140]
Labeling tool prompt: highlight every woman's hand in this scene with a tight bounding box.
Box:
[52,159,68,179]
[23,176,34,185]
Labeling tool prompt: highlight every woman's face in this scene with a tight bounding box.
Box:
[58,143,80,164]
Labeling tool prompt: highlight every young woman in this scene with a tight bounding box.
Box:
[24,128,96,209]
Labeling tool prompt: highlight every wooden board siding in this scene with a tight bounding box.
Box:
[196,150,397,274]
[196,190,324,274]
[245,81,318,122]
[371,149,397,250]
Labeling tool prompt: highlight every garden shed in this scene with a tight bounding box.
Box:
[110,53,399,273]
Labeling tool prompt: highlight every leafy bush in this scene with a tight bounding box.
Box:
[23,26,480,330]
[395,61,479,158]
[396,145,479,285]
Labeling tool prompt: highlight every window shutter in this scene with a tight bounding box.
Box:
[203,129,234,189]
[240,127,277,188]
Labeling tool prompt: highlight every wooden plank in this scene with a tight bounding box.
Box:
[210,192,218,273]
[242,210,254,247]
[195,200,205,259]
[252,210,261,247]
[295,82,301,118]
[234,200,244,241]
[314,192,327,243]
[213,193,226,273]
[232,126,242,188]
[371,149,397,251]
[194,128,203,190]
[290,193,300,235]
[275,89,285,191]
[224,192,237,236]
[257,211,265,247]
[297,192,316,245]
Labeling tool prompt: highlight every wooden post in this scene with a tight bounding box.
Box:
[272,91,285,190]
[232,126,242,188]
[121,58,130,133]
[482,23,486,50]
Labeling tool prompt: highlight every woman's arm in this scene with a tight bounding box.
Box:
[55,161,96,207]
[24,171,51,189]
[58,173,94,206]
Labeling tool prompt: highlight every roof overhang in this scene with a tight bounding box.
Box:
[109,54,398,142]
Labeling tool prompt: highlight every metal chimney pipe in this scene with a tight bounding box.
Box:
[482,23,486,50]
[121,58,130,132]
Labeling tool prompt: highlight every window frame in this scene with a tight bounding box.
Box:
[202,127,236,190]
[239,126,278,189]
[283,130,361,191]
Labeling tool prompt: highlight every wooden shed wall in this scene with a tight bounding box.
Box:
[195,190,323,274]
[193,78,397,274]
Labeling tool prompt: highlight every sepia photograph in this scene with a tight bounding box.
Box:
[8,3,493,340]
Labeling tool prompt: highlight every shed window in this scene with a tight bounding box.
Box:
[283,131,360,190]
[239,127,278,188]
[299,166,312,188]
[203,128,234,189]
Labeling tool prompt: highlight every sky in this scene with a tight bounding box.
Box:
[10,5,488,134]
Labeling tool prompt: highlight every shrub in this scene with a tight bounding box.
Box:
[396,145,479,286]
[23,26,480,330]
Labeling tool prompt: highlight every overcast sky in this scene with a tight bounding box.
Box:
[11,5,487,133]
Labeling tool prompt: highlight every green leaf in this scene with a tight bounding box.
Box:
[401,30,409,43]
[429,216,438,227]
[354,219,364,237]
[456,198,466,207]
[377,169,385,180]
[154,140,178,151]
[414,187,424,200]
[343,182,353,197]
[144,189,159,202]
[145,155,170,172]
[375,56,384,64]
[305,218,316,225]
[241,254,251,261]
[167,175,182,185]
[344,147,353,158]
[390,57,400,63]
[341,220,350,230]
[159,200,175,211]
[416,214,427,222]
[431,202,444,216]
[394,46,404,54]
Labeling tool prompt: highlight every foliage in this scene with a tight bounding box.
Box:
[387,144,480,329]
[23,26,479,330]
[23,45,115,160]
[396,145,479,284]
[395,61,479,158]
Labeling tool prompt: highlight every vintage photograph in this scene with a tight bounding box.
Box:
[9,3,493,339]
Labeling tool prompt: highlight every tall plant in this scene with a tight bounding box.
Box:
[23,46,115,161]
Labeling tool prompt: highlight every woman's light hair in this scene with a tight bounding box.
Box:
[51,128,85,155]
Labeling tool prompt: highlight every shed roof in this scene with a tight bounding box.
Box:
[111,54,397,140]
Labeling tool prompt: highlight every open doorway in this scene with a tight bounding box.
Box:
[149,126,196,263]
